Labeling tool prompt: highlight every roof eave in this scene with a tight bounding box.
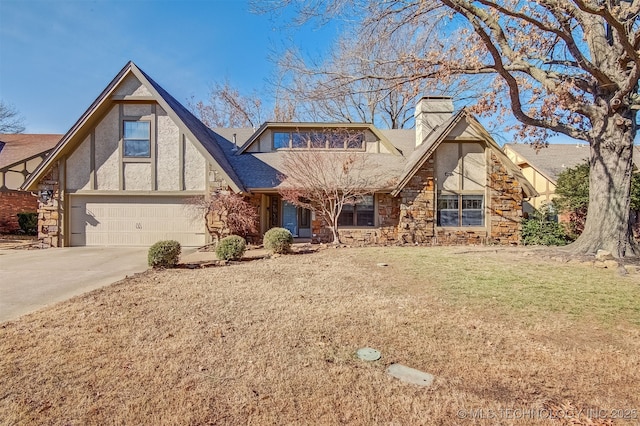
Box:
[23,62,247,194]
[391,110,466,196]
[236,122,402,156]
[22,62,136,191]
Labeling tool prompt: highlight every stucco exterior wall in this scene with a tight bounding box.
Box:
[525,166,555,209]
[184,137,206,191]
[123,163,152,190]
[66,135,91,190]
[504,148,554,210]
[123,104,152,117]
[1,154,50,191]
[156,106,180,191]
[114,75,153,98]
[3,169,24,190]
[259,130,271,152]
[95,106,120,190]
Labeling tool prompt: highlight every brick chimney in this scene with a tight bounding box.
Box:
[415,96,454,147]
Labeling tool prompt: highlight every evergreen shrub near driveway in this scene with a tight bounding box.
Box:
[263,227,293,254]
[216,235,247,260]
[17,212,38,235]
[148,240,181,268]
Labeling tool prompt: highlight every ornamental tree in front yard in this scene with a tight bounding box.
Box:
[278,147,391,244]
[197,191,258,242]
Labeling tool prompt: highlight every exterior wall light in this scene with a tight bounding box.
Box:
[38,189,53,203]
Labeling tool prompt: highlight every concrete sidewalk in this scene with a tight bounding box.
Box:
[0,247,149,322]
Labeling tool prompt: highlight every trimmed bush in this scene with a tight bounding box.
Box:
[216,235,247,260]
[148,240,181,268]
[17,212,38,235]
[263,227,293,254]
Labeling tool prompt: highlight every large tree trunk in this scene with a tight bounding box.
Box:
[568,110,638,258]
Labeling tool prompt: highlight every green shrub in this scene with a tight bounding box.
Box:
[216,235,246,260]
[263,227,293,254]
[148,240,181,268]
[17,212,38,235]
[521,206,571,246]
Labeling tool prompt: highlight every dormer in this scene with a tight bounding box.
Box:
[235,122,402,156]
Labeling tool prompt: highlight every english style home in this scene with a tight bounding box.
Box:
[0,133,61,233]
[23,62,536,247]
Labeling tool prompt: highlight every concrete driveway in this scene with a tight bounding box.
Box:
[0,247,150,322]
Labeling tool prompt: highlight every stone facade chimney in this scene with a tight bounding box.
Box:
[415,96,454,147]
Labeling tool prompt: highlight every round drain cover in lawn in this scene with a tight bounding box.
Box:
[356,347,381,361]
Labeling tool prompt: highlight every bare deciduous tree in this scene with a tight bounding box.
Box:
[189,80,265,129]
[196,191,259,242]
[278,132,393,243]
[0,101,26,134]
[189,78,298,129]
[262,0,640,258]
[276,24,471,129]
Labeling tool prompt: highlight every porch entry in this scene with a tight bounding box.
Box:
[280,200,311,238]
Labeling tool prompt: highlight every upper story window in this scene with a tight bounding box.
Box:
[123,121,151,157]
[273,130,365,150]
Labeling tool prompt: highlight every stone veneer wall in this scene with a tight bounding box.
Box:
[205,167,261,245]
[310,194,400,245]
[397,166,436,244]
[0,190,38,233]
[205,192,260,244]
[36,165,62,247]
[245,193,262,244]
[487,151,523,244]
[309,149,524,246]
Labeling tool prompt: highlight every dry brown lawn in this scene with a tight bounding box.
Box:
[1,247,639,425]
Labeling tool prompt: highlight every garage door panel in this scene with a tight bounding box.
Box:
[70,196,206,247]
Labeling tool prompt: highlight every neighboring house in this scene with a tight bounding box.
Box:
[23,62,536,247]
[503,143,591,213]
[0,134,61,233]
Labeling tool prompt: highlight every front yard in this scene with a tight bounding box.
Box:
[1,247,639,425]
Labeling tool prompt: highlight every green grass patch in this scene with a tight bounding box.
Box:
[366,247,640,326]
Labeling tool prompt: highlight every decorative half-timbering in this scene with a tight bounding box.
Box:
[0,134,60,233]
[24,63,536,248]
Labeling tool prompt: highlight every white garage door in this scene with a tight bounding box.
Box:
[70,195,206,247]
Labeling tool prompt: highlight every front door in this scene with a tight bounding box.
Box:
[281,201,311,238]
[282,201,298,236]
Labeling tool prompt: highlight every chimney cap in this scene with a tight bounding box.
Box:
[415,96,454,114]
[419,95,453,100]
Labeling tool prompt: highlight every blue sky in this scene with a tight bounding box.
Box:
[0,0,338,133]
[0,0,624,145]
